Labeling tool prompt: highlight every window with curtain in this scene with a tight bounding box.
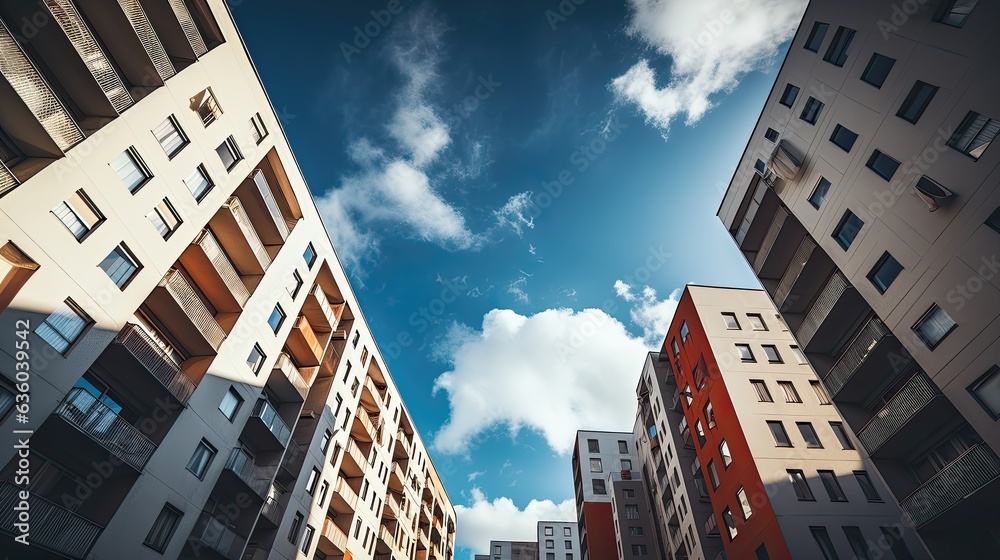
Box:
[948,111,998,160]
[99,244,140,289]
[36,300,89,353]
[143,504,182,552]
[152,116,188,157]
[111,148,151,192]
[913,304,957,349]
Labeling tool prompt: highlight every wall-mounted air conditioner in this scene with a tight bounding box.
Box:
[914,176,953,212]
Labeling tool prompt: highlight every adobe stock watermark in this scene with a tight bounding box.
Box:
[877,0,934,40]
[545,0,587,30]
[340,0,412,63]
[945,254,1000,312]
[443,75,501,131]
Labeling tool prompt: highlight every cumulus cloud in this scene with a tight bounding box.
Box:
[611,0,806,136]
[615,282,682,347]
[431,308,648,455]
[456,488,576,556]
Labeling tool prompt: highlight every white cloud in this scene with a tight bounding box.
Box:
[431,308,648,455]
[467,470,486,483]
[615,282,682,347]
[507,276,530,304]
[494,191,536,238]
[611,0,806,136]
[456,488,576,557]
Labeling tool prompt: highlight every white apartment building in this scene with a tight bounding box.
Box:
[537,521,578,560]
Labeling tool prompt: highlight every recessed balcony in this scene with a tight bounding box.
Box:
[394,429,412,460]
[221,448,273,499]
[352,407,377,443]
[329,476,359,514]
[268,352,310,402]
[145,268,226,356]
[773,235,817,310]
[74,0,175,91]
[54,387,157,471]
[822,316,894,399]
[900,443,1000,528]
[243,399,291,451]
[0,481,102,559]
[377,524,396,554]
[340,437,369,477]
[857,372,947,456]
[138,0,208,65]
[258,495,282,528]
[212,197,271,276]
[180,229,250,314]
[107,323,196,405]
[318,516,348,555]
[389,461,406,492]
[286,315,326,367]
[302,284,336,333]
[187,511,246,560]
[360,376,387,414]
[795,271,868,353]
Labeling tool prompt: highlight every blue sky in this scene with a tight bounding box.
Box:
[231,0,806,556]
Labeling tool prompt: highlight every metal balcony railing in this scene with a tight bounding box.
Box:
[222,197,271,271]
[753,207,788,274]
[0,160,17,195]
[55,388,157,470]
[797,271,849,348]
[116,323,196,404]
[0,482,102,559]
[774,236,816,308]
[259,496,282,525]
[116,0,175,80]
[734,180,767,247]
[250,399,291,447]
[900,443,1000,527]
[273,352,309,400]
[858,373,940,452]
[608,470,641,483]
[824,316,892,396]
[321,516,348,550]
[189,511,246,560]
[253,169,289,239]
[194,229,250,307]
[224,448,273,498]
[166,0,208,56]
[162,268,226,350]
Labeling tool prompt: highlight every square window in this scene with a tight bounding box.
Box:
[147,198,182,239]
[720,440,732,467]
[812,381,832,405]
[36,300,89,354]
[762,345,782,363]
[722,507,738,540]
[268,304,286,333]
[804,21,829,52]
[897,81,938,124]
[791,345,808,364]
[868,252,903,294]
[304,243,317,268]
[722,312,740,330]
[855,471,882,502]
[830,124,858,152]
[546,539,554,549]
[143,503,183,552]
[788,469,815,500]
[800,97,824,124]
[764,127,779,142]
[590,458,602,473]
[797,422,823,447]
[737,487,753,520]
[912,304,957,349]
[250,113,268,144]
[819,470,847,501]
[866,150,900,181]
[948,110,998,160]
[153,116,188,158]
[564,527,571,536]
[247,344,266,374]
[216,136,243,171]
[751,380,772,402]
[621,459,632,470]
[779,84,799,107]
[778,381,801,403]
[99,244,140,289]
[592,479,606,495]
[52,190,104,241]
[861,53,895,88]
[754,158,767,174]
[768,421,792,447]
[823,26,856,66]
[111,147,151,193]
[624,504,639,519]
[968,365,1000,419]
[830,421,854,449]
[736,344,754,362]
[622,488,634,498]
[186,440,216,479]
[811,526,839,560]
[545,527,554,536]
[184,165,214,202]
[934,0,979,27]
[833,210,864,250]
[219,387,243,421]
[747,313,766,330]
[809,177,831,209]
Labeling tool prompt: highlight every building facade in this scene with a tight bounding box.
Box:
[537,521,578,560]
[478,540,539,560]
[0,1,455,560]
[717,0,1000,556]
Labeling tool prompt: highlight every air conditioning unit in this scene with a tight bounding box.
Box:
[913,176,953,212]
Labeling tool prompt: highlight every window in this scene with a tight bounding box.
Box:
[186,440,216,479]
[494,545,501,554]
[860,53,895,88]
[948,110,998,160]
[800,97,824,124]
[797,422,822,447]
[683,384,692,406]
[320,429,333,453]
[868,252,903,294]
[818,470,847,501]
[708,460,720,489]
[969,365,1000,419]
[545,539,554,549]
[629,526,643,536]
[36,300,89,353]
[880,526,915,560]
[624,505,639,519]
[756,544,771,560]
[618,440,628,453]
[153,116,188,158]
[695,420,706,447]
[810,527,840,560]
[268,304,286,333]
[288,270,304,298]
[360,346,369,366]
[823,26,856,66]
[147,198,182,239]
[934,0,978,27]
[747,313,766,330]
[250,113,268,144]
[844,526,873,560]
[301,525,315,554]
[219,387,243,421]
[833,210,864,250]
[720,440,732,467]
[762,345,782,363]
[621,459,632,470]
[808,177,831,209]
[778,381,801,403]
[897,81,938,124]
[590,458,602,473]
[736,344,754,362]
[704,401,716,428]
[671,338,680,356]
[564,527,571,536]
[912,304,957,349]
[830,124,858,152]
[751,380,773,402]
[764,127,779,142]
[184,165,214,202]
[722,507,737,540]
[680,321,689,342]
[768,421,792,447]
[855,471,882,502]
[544,526,554,536]
[779,84,799,107]
[734,487,753,521]
[791,345,808,364]
[144,504,182,552]
[811,381,832,404]
[247,344,266,374]
[866,150,900,181]
[99,244,140,289]
[111,148,151,192]
[52,190,103,241]
[216,136,243,171]
[592,479,606,495]
[788,469,815,500]
[195,89,222,126]
[289,512,304,543]
[722,312,740,329]
[587,438,599,453]
[303,242,317,268]
[804,21,828,52]
[305,467,321,495]
[622,488,635,499]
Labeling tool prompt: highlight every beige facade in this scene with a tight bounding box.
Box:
[0,2,455,560]
[717,0,1000,556]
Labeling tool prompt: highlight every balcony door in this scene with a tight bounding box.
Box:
[909,424,984,484]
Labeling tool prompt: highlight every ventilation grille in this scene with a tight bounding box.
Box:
[168,0,208,56]
[117,0,175,80]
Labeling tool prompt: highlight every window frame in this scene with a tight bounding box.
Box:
[912,304,957,350]
[246,344,266,375]
[35,299,91,355]
[764,127,779,142]
[186,439,217,480]
[183,164,215,203]
[832,210,864,250]
[866,150,900,181]
[216,135,243,172]
[797,422,823,448]
[947,110,998,161]
[250,112,269,144]
[967,365,1000,419]
[788,469,815,501]
[800,97,825,125]
[768,420,793,447]
[722,312,740,330]
[219,387,243,421]
[720,439,732,468]
[268,304,286,333]
[809,177,831,209]
[934,0,979,27]
[111,147,152,193]
[803,21,829,52]
[823,26,857,67]
[762,345,782,364]
[854,471,882,502]
[818,470,847,501]
[737,487,753,520]
[152,115,189,159]
[303,243,317,269]
[52,190,105,242]
[147,197,182,240]
[143,503,183,553]
[868,252,903,294]
[829,124,858,152]
[99,243,141,290]
[747,313,767,331]
[860,53,895,89]
[896,81,938,124]
[779,84,800,108]
[736,344,755,362]
[751,380,773,402]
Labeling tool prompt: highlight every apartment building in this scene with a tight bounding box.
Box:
[658,286,927,560]
[537,521,578,560]
[477,540,539,560]
[717,0,1000,556]
[0,1,455,560]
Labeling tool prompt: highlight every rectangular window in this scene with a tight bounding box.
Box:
[762,345,782,363]
[618,440,628,453]
[268,304,286,333]
[624,505,639,520]
[301,525,315,553]
[804,21,829,52]
[628,526,643,536]
[747,313,766,330]
[812,381,832,405]
[590,458,602,473]
[250,113,268,144]
[778,381,801,403]
[306,467,320,495]
[868,252,903,294]
[623,488,634,498]
[720,440,732,467]
[788,469,815,500]
[855,471,882,502]
[736,344,755,362]
[216,136,243,171]
[819,470,847,501]
[912,304,957,349]
[896,81,938,124]
[866,150,900,181]
[587,438,599,453]
[811,526,840,560]
[52,190,103,241]
[195,88,223,126]
[722,312,740,329]
[880,526,914,560]
[830,124,858,152]
[800,97,824,124]
[791,345,808,364]
[809,177,831,209]
[184,165,214,202]
[823,26,856,66]
[756,544,771,560]
[764,127,779,142]
[288,270,304,298]
[111,147,151,192]
[737,487,752,520]
[219,387,243,421]
[671,338,679,356]
[631,545,647,555]
[303,243,317,268]
[948,110,998,160]
[969,365,1000,419]
[779,84,799,107]
[705,400,716,428]
[147,198,182,239]
[246,344,266,374]
[592,479,606,495]
[153,116,188,158]
[830,422,854,449]
[621,459,632,470]
[833,210,864,250]
[144,504,182,552]
[546,539,554,549]
[99,244,140,289]
[751,380,773,402]
[36,300,89,353]
[545,527,554,536]
[768,421,792,447]
[934,0,979,27]
[844,526,873,559]
[708,460,720,489]
[564,527,571,536]
[288,512,303,543]
[797,422,822,448]
[861,53,895,88]
[680,321,689,342]
[722,507,738,540]
[186,440,216,479]
[321,429,333,453]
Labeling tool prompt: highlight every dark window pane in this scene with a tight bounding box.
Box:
[861,53,895,88]
[947,111,999,160]
[830,125,858,152]
[809,178,831,209]
[897,81,938,124]
[804,22,829,52]
[868,252,903,293]
[833,210,864,250]
[935,0,979,27]
[800,97,824,124]
[779,84,800,107]
[866,150,900,180]
[823,27,856,66]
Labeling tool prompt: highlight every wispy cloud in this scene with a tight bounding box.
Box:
[467,470,486,483]
[493,191,536,238]
[456,488,576,557]
[614,281,682,347]
[507,276,530,304]
[611,0,806,137]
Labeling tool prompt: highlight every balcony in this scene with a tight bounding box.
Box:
[664,497,677,524]
[389,461,406,492]
[0,482,102,559]
[242,545,268,560]
[384,491,402,520]
[900,443,1000,527]
[286,315,325,367]
[773,236,817,310]
[796,271,850,349]
[223,448,273,499]
[146,268,226,356]
[319,516,348,554]
[112,323,196,404]
[302,284,336,333]
[164,0,209,56]
[181,229,250,313]
[259,495,282,527]
[352,407,378,443]
[329,476,359,514]
[252,169,291,240]
[268,352,310,402]
[212,197,271,276]
[341,437,369,477]
[858,373,944,454]
[823,316,894,398]
[188,511,246,560]
[361,376,387,413]
[395,429,413,460]
[55,387,156,470]
[753,206,788,276]
[244,399,291,450]
[377,524,396,553]
[0,160,16,195]
[704,513,719,537]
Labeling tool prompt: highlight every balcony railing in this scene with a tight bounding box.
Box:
[189,511,246,560]
[162,267,226,350]
[343,437,368,470]
[900,443,1000,527]
[166,0,208,56]
[250,399,291,447]
[397,429,412,452]
[0,160,17,195]
[253,170,290,240]
[773,235,816,308]
[222,196,271,271]
[273,352,309,400]
[116,323,196,404]
[753,207,788,274]
[354,407,377,441]
[117,0,175,80]
[608,470,641,483]
[704,513,719,536]
[0,482,102,559]
[321,516,348,551]
[242,545,268,560]
[55,388,157,470]
[224,448,273,498]
[193,228,250,307]
[259,496,282,525]
[333,476,359,510]
[858,373,940,452]
[824,316,891,396]
[365,377,387,407]
[797,271,849,348]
